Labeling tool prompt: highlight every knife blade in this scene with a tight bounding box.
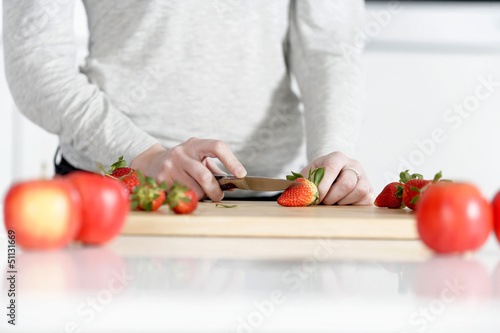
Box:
[214,174,302,191]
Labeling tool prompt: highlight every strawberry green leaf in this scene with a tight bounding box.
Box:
[130,201,139,210]
[399,170,411,183]
[410,186,421,193]
[159,182,168,191]
[410,196,420,204]
[313,167,325,187]
[136,170,146,184]
[109,156,127,173]
[171,181,188,192]
[216,204,239,208]
[146,176,156,188]
[433,171,442,183]
[287,171,304,181]
[146,201,154,211]
[411,173,423,180]
[395,185,404,198]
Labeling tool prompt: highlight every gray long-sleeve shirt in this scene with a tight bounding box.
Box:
[4,0,364,178]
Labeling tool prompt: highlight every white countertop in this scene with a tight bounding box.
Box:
[1,225,500,333]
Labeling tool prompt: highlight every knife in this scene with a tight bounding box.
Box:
[214,174,302,191]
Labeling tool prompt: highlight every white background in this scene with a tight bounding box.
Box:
[2,1,500,199]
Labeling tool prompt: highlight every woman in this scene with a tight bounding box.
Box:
[4,0,374,205]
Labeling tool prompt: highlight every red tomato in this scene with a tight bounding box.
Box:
[66,172,129,245]
[3,179,81,250]
[416,182,493,253]
[493,191,500,244]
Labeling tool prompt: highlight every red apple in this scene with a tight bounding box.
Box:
[65,172,129,245]
[3,179,81,250]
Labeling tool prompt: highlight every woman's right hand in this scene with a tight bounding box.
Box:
[130,138,247,202]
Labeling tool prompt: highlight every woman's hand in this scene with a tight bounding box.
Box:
[130,138,246,202]
[301,152,374,205]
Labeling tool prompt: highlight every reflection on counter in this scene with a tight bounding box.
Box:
[5,238,500,303]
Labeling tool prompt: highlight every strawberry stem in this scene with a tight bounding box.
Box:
[433,171,443,183]
[109,156,127,173]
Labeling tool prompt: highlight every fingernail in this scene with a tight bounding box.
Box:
[235,166,247,178]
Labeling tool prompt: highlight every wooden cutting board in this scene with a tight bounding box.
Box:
[122,201,418,239]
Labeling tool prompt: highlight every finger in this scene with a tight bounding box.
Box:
[300,160,320,177]
[301,164,341,203]
[321,169,358,205]
[354,192,376,206]
[337,178,372,205]
[203,158,226,175]
[184,159,224,202]
[154,156,206,200]
[194,139,247,178]
[316,163,344,202]
[162,171,207,201]
[300,158,341,202]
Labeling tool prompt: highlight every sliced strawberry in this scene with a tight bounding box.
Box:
[111,167,135,178]
[277,167,325,207]
[167,182,198,214]
[375,182,405,208]
[101,156,140,196]
[101,156,135,179]
[107,156,135,177]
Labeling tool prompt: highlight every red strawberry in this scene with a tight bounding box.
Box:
[400,170,442,211]
[166,182,198,214]
[121,173,141,195]
[112,167,135,178]
[149,191,166,211]
[375,182,404,208]
[277,168,325,207]
[130,171,168,211]
[403,179,432,210]
[108,156,135,177]
[102,156,140,195]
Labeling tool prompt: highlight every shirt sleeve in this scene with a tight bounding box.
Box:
[3,0,159,168]
[288,0,365,161]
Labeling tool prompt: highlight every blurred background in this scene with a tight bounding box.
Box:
[2,1,500,199]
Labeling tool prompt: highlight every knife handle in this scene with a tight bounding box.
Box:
[213,174,238,191]
[220,183,237,191]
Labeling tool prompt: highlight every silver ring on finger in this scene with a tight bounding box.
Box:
[342,167,360,182]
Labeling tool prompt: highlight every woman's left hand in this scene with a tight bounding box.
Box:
[301,152,375,205]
